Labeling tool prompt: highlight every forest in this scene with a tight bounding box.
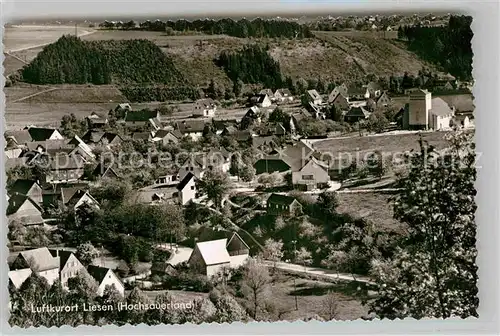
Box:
[397,15,473,80]
[101,18,314,39]
[216,45,285,89]
[21,36,185,85]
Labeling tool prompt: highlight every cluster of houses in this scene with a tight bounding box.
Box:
[8,247,125,296]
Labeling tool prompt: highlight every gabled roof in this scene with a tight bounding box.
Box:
[195,98,216,108]
[50,154,86,170]
[430,97,454,117]
[252,94,269,104]
[132,132,152,141]
[252,135,278,148]
[7,194,43,216]
[267,193,299,206]
[81,130,105,143]
[48,249,76,270]
[125,109,158,122]
[276,88,292,96]
[18,247,60,272]
[26,140,70,152]
[176,172,195,191]
[259,89,274,97]
[9,179,40,197]
[5,130,32,144]
[176,120,206,133]
[8,268,32,289]
[27,127,61,141]
[366,81,382,91]
[154,129,182,140]
[198,228,250,251]
[194,239,231,266]
[347,86,368,96]
[376,92,390,103]
[346,106,370,118]
[307,89,321,100]
[93,163,118,178]
[87,265,113,285]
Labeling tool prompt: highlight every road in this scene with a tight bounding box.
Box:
[261,260,375,285]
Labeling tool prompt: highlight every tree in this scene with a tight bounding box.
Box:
[239,164,256,183]
[366,112,389,133]
[366,151,386,179]
[240,258,271,320]
[322,290,340,320]
[198,170,231,209]
[315,191,339,220]
[76,242,99,266]
[326,104,342,122]
[268,107,288,124]
[233,79,244,97]
[260,239,284,269]
[295,247,312,271]
[370,131,478,319]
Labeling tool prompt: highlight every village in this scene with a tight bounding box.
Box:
[2,11,478,324]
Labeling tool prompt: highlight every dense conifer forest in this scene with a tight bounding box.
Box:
[216,45,284,89]
[397,15,473,80]
[102,18,314,39]
[21,36,185,85]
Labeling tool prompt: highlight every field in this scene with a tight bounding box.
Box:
[312,131,451,157]
[336,192,405,233]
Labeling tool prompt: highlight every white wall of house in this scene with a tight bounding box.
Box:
[431,114,452,130]
[60,254,86,288]
[292,160,330,186]
[229,254,249,268]
[258,96,272,108]
[11,199,41,219]
[185,132,203,141]
[179,177,196,205]
[97,270,125,297]
[206,262,231,278]
[37,268,59,286]
[49,130,65,140]
[74,194,99,210]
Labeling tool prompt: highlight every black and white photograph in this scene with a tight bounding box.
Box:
[2,3,480,329]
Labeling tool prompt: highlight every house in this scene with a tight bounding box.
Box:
[46,154,86,184]
[211,119,237,135]
[197,228,250,268]
[193,98,217,117]
[68,135,96,162]
[259,89,275,101]
[9,179,43,205]
[26,127,64,142]
[252,136,278,152]
[330,93,350,112]
[114,103,132,118]
[81,130,122,147]
[123,109,160,128]
[176,172,196,205]
[241,106,263,130]
[61,187,100,210]
[206,148,231,172]
[176,120,206,141]
[92,163,119,180]
[132,131,153,142]
[4,130,33,146]
[347,86,370,101]
[429,97,454,130]
[5,148,23,159]
[8,268,33,289]
[11,248,60,286]
[274,89,293,103]
[188,239,232,278]
[49,249,88,289]
[154,169,180,186]
[87,265,125,297]
[254,141,315,174]
[291,157,330,190]
[250,94,272,108]
[366,81,383,98]
[406,89,432,130]
[86,112,108,129]
[179,154,206,180]
[151,262,178,276]
[376,91,391,107]
[266,193,303,216]
[328,84,348,103]
[152,129,182,145]
[274,123,286,136]
[344,106,371,123]
[7,194,44,226]
[306,89,323,106]
[25,139,72,154]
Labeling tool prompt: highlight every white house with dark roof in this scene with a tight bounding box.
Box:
[176,172,196,205]
[87,265,125,297]
[274,88,293,103]
[188,239,232,278]
[176,120,206,141]
[429,97,455,130]
[291,157,331,190]
[193,98,217,117]
[8,268,32,289]
[307,89,323,106]
[7,194,44,226]
[49,249,88,289]
[61,187,100,210]
[250,94,272,108]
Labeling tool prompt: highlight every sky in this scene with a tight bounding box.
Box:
[2,0,473,22]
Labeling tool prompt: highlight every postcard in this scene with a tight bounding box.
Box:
[3,6,477,328]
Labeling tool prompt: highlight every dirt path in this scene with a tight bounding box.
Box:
[10,87,59,103]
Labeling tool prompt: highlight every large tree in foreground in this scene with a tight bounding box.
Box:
[370,130,478,319]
